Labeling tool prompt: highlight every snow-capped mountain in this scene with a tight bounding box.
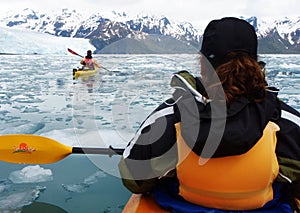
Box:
[1,8,300,54]
[255,16,300,53]
[0,8,201,54]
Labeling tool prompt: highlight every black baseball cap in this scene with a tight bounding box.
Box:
[200,17,257,69]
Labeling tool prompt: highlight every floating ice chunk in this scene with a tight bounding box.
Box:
[10,94,44,104]
[61,183,88,193]
[83,170,106,185]
[0,180,7,193]
[3,123,45,134]
[0,186,44,210]
[22,107,40,113]
[8,165,53,184]
[62,170,106,193]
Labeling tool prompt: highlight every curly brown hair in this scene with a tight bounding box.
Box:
[204,51,267,104]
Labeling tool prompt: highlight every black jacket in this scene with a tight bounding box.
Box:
[119,71,300,200]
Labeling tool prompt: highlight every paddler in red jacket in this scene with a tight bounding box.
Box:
[80,50,101,70]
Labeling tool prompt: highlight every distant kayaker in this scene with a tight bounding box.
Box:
[80,50,101,70]
[119,17,300,212]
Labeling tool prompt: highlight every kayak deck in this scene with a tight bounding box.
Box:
[123,194,169,213]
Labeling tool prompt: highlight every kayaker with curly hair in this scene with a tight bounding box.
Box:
[119,17,300,213]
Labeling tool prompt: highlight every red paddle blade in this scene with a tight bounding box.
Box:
[67,48,83,57]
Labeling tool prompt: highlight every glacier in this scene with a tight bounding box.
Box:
[0,26,95,55]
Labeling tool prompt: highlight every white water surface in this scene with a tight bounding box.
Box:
[0,53,299,212]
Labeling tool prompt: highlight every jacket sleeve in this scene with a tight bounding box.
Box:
[118,99,179,194]
[118,155,177,194]
[275,101,300,200]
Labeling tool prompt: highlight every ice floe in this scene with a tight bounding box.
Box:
[8,165,53,184]
[62,170,106,193]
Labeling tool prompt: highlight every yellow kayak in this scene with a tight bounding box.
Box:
[122,194,169,213]
[73,68,98,79]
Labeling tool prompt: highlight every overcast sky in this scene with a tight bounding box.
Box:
[1,0,299,28]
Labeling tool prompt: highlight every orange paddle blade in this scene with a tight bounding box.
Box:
[0,134,72,164]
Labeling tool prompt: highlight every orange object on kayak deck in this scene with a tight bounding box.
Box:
[122,194,169,213]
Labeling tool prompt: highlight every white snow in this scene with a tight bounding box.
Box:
[257,16,300,44]
[0,8,202,46]
[1,8,300,52]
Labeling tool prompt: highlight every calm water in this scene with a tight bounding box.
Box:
[0,54,299,212]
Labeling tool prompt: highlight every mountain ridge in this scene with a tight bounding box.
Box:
[1,8,300,54]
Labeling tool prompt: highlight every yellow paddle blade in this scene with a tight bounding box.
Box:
[0,134,73,164]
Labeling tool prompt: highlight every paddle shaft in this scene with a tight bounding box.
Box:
[72,146,124,156]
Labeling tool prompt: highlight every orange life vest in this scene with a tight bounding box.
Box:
[175,121,279,210]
